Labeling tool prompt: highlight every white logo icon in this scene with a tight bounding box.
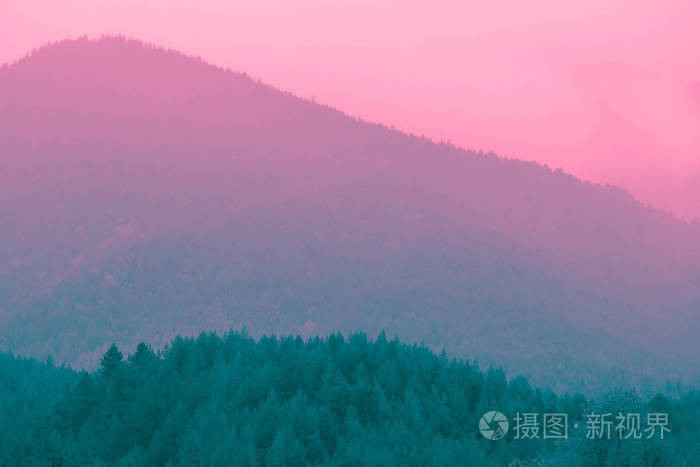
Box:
[479,411,509,440]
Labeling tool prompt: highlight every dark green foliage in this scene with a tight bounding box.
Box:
[0,332,696,466]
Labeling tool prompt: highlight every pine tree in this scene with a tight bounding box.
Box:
[98,344,124,384]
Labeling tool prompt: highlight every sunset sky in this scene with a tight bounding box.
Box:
[2,0,699,218]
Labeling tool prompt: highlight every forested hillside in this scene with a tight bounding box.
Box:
[1,37,699,392]
[0,332,697,466]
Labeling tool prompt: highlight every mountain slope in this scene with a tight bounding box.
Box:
[1,37,698,391]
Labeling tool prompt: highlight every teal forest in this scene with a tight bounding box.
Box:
[1,331,697,466]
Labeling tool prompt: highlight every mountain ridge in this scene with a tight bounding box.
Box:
[0,38,682,207]
[1,36,698,392]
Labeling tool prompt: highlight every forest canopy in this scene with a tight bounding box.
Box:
[0,331,697,466]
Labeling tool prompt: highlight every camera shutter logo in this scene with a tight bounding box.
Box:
[479,411,509,440]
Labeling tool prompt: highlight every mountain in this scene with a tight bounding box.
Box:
[1,37,698,391]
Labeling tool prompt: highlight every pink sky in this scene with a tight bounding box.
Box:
[2,0,699,218]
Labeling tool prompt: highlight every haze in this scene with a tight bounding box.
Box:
[2,0,699,218]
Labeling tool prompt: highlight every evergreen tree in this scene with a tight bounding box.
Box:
[0,332,695,466]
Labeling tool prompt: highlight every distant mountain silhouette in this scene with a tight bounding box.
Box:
[1,37,698,392]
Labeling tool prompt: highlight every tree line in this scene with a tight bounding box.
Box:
[0,331,697,466]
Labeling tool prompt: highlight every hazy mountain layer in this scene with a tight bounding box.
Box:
[1,37,698,391]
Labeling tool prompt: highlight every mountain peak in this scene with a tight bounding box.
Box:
[1,38,698,389]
